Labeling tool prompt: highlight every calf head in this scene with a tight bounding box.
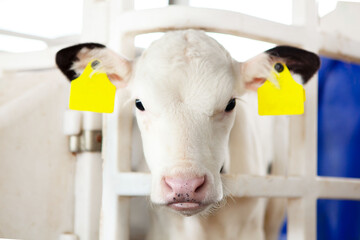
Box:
[56,30,320,216]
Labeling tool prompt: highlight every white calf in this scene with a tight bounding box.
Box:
[56,30,320,240]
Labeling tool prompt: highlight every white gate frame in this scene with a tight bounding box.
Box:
[100,1,360,240]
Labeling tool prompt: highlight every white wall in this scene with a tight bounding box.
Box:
[0,69,76,240]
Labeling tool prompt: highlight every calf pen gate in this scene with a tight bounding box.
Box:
[92,1,360,240]
[3,0,358,239]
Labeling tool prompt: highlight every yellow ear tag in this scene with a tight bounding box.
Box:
[257,63,306,116]
[69,60,116,113]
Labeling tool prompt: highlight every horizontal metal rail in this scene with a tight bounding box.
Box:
[116,6,360,62]
[112,173,360,200]
[0,29,80,47]
[0,47,60,72]
[3,7,360,72]
[116,6,304,45]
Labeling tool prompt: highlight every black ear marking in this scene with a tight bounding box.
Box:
[266,46,320,84]
[55,43,105,81]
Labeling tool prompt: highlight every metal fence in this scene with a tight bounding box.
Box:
[100,1,360,240]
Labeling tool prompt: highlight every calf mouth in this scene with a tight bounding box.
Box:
[166,201,211,216]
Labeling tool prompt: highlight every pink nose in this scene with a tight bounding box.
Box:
[164,175,207,203]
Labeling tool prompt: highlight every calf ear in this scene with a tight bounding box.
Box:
[240,45,320,91]
[55,43,132,88]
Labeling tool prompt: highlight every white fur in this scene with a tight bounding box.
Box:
[71,30,287,240]
[131,31,236,206]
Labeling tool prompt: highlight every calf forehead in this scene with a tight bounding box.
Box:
[133,30,236,113]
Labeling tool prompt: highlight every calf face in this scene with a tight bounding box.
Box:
[56,30,320,216]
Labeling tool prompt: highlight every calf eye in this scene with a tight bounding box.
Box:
[225,98,236,112]
[135,99,145,111]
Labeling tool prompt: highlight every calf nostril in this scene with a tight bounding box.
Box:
[194,176,205,193]
[164,177,174,191]
[195,185,202,192]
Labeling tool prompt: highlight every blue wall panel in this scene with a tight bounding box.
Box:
[317,56,360,239]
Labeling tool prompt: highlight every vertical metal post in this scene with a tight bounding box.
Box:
[81,0,109,43]
[64,110,103,240]
[288,0,320,239]
[102,91,134,240]
[101,1,135,240]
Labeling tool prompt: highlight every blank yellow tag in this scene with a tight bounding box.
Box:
[69,60,116,113]
[258,63,305,116]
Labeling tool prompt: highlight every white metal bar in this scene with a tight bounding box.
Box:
[0,48,59,72]
[0,29,49,44]
[116,6,305,46]
[101,91,133,240]
[108,0,135,55]
[74,152,103,240]
[2,7,360,72]
[112,173,151,196]
[101,1,135,239]
[320,32,360,63]
[72,112,103,240]
[287,197,317,240]
[316,177,360,200]
[115,6,360,62]
[110,173,360,200]
[224,175,305,198]
[288,0,320,239]
[101,172,130,240]
[81,0,109,43]
[0,29,80,47]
